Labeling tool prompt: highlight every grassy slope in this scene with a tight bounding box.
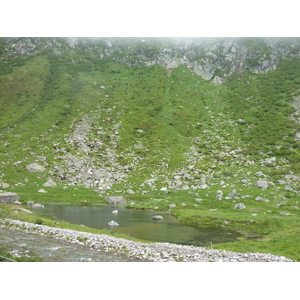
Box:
[0,50,300,260]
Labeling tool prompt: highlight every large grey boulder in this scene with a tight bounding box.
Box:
[26,163,45,172]
[0,192,20,203]
[104,196,126,204]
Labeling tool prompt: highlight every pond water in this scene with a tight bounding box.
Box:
[33,204,241,247]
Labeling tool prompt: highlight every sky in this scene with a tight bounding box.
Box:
[1,1,298,37]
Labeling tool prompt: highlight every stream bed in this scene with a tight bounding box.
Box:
[0,226,144,262]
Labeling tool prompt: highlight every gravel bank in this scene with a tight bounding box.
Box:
[0,218,293,262]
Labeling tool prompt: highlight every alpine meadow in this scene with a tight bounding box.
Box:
[0,37,300,261]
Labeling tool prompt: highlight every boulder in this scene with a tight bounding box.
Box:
[43,179,57,187]
[104,196,126,204]
[151,215,163,220]
[0,192,20,203]
[234,203,246,209]
[108,220,119,226]
[26,163,45,172]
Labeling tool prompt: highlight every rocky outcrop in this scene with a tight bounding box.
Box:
[3,37,300,85]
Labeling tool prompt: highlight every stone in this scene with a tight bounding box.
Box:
[38,189,47,193]
[125,189,135,194]
[227,189,238,199]
[1,183,10,189]
[255,180,269,190]
[215,194,223,200]
[234,203,246,209]
[241,178,249,184]
[195,198,203,202]
[151,215,163,220]
[111,210,118,214]
[43,179,57,187]
[279,213,291,216]
[32,203,44,208]
[26,163,45,172]
[169,203,176,209]
[0,192,20,203]
[255,171,267,177]
[108,220,119,226]
[104,196,126,204]
[27,201,35,206]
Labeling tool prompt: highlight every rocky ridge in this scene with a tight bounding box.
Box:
[3,37,300,85]
[0,218,293,262]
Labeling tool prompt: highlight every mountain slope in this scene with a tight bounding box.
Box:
[0,37,300,260]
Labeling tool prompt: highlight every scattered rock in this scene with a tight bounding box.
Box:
[169,203,176,209]
[1,183,10,189]
[279,213,291,216]
[111,210,118,214]
[38,189,47,193]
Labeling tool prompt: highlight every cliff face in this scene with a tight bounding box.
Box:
[2,37,300,84]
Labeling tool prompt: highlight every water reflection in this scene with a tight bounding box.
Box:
[33,204,241,247]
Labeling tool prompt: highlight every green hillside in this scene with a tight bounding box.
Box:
[0,37,300,260]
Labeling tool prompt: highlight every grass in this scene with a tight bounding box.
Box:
[0,38,300,261]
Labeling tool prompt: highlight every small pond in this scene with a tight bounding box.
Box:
[33,204,241,247]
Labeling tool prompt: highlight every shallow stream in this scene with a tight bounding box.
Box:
[0,227,144,262]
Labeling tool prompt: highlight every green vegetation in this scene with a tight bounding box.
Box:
[0,37,300,261]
